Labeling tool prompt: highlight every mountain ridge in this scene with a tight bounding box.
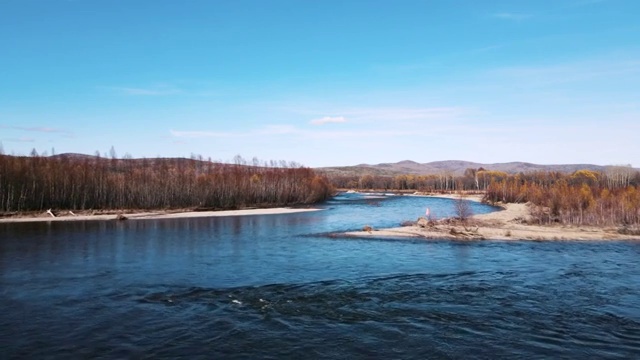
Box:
[319,160,636,176]
[24,154,639,176]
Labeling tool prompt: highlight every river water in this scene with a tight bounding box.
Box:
[1,194,639,358]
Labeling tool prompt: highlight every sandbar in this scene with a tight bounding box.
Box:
[345,194,640,241]
[0,207,322,223]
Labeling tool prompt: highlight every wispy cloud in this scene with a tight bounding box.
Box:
[369,62,433,74]
[171,124,418,142]
[106,85,182,96]
[168,106,466,142]
[170,125,302,139]
[1,125,73,136]
[305,128,416,140]
[492,12,531,21]
[169,130,239,138]
[572,0,607,6]
[13,126,65,133]
[281,105,466,123]
[488,57,640,86]
[310,116,347,125]
[472,44,505,53]
[259,125,299,135]
[340,107,466,122]
[3,137,35,142]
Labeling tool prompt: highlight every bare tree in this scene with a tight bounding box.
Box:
[0,154,332,212]
[455,194,473,222]
[606,165,634,189]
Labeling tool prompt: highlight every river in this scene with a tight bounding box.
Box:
[1,193,639,358]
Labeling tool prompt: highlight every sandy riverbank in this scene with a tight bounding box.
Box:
[346,195,640,241]
[0,207,322,223]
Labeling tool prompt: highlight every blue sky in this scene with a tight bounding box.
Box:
[1,0,639,167]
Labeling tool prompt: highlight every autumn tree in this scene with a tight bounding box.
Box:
[0,154,333,213]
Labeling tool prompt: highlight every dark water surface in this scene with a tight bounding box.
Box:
[1,194,639,359]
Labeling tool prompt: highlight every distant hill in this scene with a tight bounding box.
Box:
[48,153,239,169]
[317,160,633,177]
[50,153,99,160]
[43,154,636,176]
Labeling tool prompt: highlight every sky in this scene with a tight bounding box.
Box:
[1,0,639,167]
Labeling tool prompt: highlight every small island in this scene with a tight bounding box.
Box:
[345,194,640,241]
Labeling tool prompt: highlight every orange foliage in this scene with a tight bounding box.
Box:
[0,155,333,212]
[484,173,640,226]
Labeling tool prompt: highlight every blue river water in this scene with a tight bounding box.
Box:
[1,193,639,358]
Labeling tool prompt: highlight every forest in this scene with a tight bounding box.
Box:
[483,169,640,227]
[1,152,638,227]
[0,154,333,213]
[324,167,640,227]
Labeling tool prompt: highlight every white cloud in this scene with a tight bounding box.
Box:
[284,106,466,124]
[310,116,347,125]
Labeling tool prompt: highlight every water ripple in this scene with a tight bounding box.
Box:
[117,272,640,358]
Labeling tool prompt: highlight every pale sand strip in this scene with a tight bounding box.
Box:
[345,195,640,241]
[0,208,322,223]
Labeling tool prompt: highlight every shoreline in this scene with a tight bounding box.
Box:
[344,194,640,241]
[4,192,639,241]
[0,207,322,223]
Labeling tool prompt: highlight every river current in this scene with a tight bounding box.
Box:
[1,194,639,358]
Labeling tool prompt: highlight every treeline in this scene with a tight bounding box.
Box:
[484,170,640,226]
[326,167,640,226]
[0,155,333,212]
[326,166,640,193]
[329,173,463,191]
[328,169,546,192]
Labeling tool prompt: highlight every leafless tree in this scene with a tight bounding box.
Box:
[455,195,473,222]
[0,154,333,213]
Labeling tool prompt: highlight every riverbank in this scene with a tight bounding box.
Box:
[345,194,640,241]
[0,207,322,223]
